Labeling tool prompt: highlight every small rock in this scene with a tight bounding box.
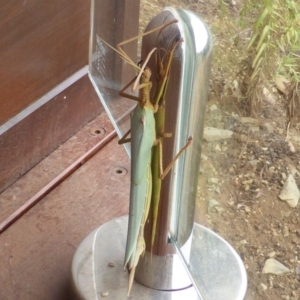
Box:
[269,166,275,173]
[227,199,235,206]
[281,295,289,300]
[208,177,219,184]
[203,127,233,142]
[237,203,244,209]
[208,199,223,212]
[209,104,218,111]
[274,76,290,95]
[281,211,291,218]
[248,160,259,171]
[215,144,222,151]
[287,164,298,176]
[255,189,264,198]
[263,87,276,104]
[260,123,274,134]
[215,206,224,212]
[208,199,220,207]
[283,225,289,237]
[287,140,296,153]
[260,283,267,291]
[267,251,276,258]
[101,292,109,297]
[240,239,248,245]
[244,206,251,213]
[233,79,238,89]
[262,258,290,275]
[201,153,208,161]
[269,277,274,288]
[278,128,284,135]
[257,282,268,295]
[278,174,300,207]
[242,179,253,185]
[271,228,278,236]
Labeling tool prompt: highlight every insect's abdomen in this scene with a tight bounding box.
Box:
[124,104,155,267]
[130,105,155,184]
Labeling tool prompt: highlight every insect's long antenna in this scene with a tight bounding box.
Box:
[117,20,178,73]
[96,35,141,72]
[118,20,178,50]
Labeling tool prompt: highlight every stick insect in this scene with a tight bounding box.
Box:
[98,20,192,297]
[149,34,193,255]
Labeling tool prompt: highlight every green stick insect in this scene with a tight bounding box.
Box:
[149,34,193,255]
[98,20,192,297]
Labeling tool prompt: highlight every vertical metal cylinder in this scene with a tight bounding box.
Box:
[135,8,212,290]
[168,8,212,247]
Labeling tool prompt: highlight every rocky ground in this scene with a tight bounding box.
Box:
[197,100,300,300]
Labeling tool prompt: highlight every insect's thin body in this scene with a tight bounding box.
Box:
[124,103,156,268]
[150,39,184,252]
[119,66,158,296]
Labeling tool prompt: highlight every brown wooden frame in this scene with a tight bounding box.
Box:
[0,0,140,193]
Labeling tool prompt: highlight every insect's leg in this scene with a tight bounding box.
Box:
[152,38,183,107]
[132,47,157,92]
[127,237,145,297]
[96,35,140,73]
[118,128,131,145]
[120,48,156,107]
[119,75,141,102]
[127,165,152,296]
[160,137,193,179]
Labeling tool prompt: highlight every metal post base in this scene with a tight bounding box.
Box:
[70,216,247,300]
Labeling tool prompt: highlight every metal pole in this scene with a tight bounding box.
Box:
[135,8,212,290]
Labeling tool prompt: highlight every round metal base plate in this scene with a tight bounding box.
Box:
[70,216,247,300]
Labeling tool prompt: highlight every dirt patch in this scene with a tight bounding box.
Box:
[198,106,300,299]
